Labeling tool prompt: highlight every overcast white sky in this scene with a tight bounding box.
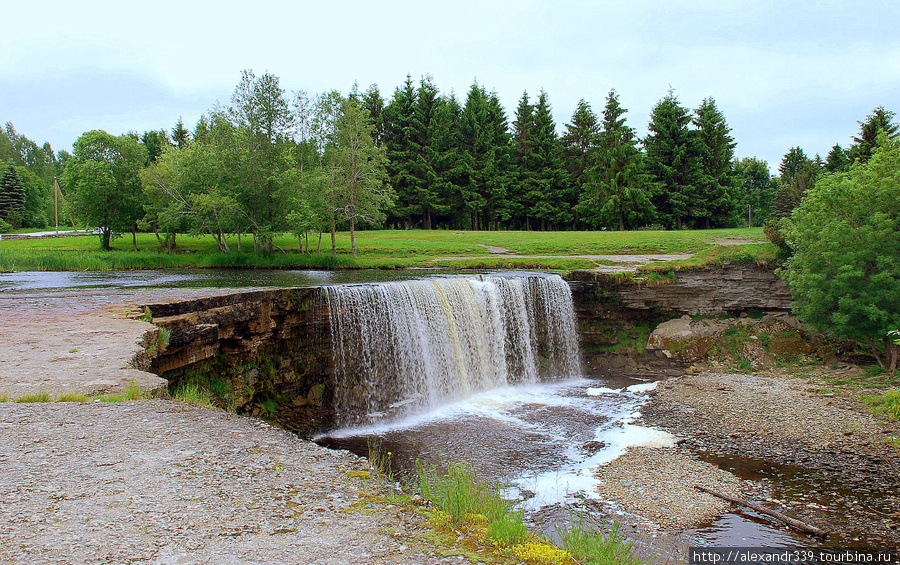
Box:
[2,0,898,170]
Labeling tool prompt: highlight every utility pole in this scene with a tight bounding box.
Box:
[54,177,59,235]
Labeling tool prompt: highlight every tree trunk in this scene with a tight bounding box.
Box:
[351,217,357,258]
[132,222,138,251]
[619,213,625,232]
[237,232,242,253]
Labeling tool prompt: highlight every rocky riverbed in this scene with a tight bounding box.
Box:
[620,369,900,546]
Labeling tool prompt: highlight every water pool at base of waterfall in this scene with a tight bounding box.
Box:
[317,375,814,558]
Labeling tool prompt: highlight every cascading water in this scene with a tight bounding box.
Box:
[324,273,581,426]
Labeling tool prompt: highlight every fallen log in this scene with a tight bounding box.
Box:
[694,485,828,539]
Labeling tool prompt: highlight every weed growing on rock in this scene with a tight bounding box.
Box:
[14,391,51,403]
[169,381,213,408]
[0,392,8,402]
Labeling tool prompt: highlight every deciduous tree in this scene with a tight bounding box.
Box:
[61,130,146,250]
[783,135,900,375]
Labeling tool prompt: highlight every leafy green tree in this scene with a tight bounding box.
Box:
[61,130,146,250]
[644,89,699,229]
[15,166,49,228]
[226,69,297,251]
[579,89,653,230]
[141,133,242,253]
[693,97,737,228]
[849,106,898,164]
[783,135,900,375]
[733,157,777,227]
[330,98,393,257]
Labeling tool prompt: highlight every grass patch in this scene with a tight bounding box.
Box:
[416,461,644,565]
[14,391,51,403]
[0,392,9,402]
[638,243,776,273]
[57,392,90,402]
[561,519,644,565]
[169,380,214,408]
[860,389,900,420]
[95,381,151,402]
[0,228,767,272]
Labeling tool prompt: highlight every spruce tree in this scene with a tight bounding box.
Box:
[0,165,26,227]
[511,92,534,228]
[692,97,737,228]
[408,76,452,229]
[581,89,653,230]
[644,89,699,230]
[562,98,599,207]
[824,144,850,173]
[172,118,190,148]
[457,83,490,229]
[524,90,569,230]
[849,106,898,164]
[383,75,417,227]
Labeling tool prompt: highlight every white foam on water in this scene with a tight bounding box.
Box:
[586,386,623,395]
[625,381,659,394]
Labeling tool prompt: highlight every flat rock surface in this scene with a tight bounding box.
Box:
[0,401,462,565]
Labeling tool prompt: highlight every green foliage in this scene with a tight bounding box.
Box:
[782,136,900,374]
[417,461,527,546]
[849,106,898,164]
[60,130,146,250]
[860,389,900,420]
[561,519,643,565]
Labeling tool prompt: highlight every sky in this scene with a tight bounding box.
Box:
[2,0,899,171]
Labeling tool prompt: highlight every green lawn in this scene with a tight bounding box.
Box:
[0,228,771,271]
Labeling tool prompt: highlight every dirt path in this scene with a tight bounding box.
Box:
[434,253,693,272]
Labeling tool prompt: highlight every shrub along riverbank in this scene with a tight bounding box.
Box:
[0,227,771,272]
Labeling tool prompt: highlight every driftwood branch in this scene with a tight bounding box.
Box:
[694,485,828,539]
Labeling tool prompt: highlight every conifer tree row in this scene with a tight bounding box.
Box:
[8,70,896,241]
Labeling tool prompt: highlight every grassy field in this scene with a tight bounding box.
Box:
[0,227,772,271]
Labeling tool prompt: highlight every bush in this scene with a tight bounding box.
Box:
[782,136,900,375]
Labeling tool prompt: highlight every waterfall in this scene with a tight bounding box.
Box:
[324,273,581,426]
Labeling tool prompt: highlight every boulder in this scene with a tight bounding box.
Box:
[646,315,734,363]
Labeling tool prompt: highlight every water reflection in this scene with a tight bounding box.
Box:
[0,269,446,292]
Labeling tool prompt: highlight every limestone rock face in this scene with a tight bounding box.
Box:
[646,315,734,363]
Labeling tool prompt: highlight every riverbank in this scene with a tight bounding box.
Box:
[607,369,900,547]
